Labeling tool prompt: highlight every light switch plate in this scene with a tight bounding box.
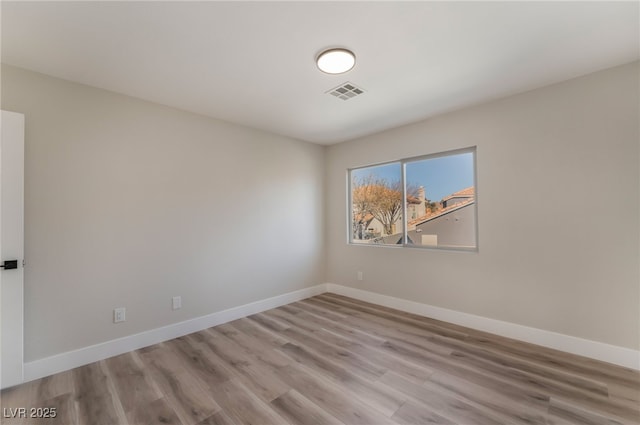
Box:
[172,296,182,310]
[114,307,126,323]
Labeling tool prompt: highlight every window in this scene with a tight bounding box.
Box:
[349,147,477,250]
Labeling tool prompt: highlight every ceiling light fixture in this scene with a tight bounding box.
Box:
[316,48,356,74]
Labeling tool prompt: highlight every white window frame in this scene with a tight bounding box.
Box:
[347,146,478,252]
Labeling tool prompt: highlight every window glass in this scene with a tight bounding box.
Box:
[405,151,476,249]
[351,162,403,245]
[349,148,477,250]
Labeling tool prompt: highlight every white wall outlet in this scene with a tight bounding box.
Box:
[114,307,126,323]
[357,271,363,281]
[172,296,182,310]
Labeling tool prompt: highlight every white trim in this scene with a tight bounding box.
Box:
[23,284,328,383]
[326,283,640,370]
[21,281,639,384]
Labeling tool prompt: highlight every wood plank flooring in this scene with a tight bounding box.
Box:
[2,293,638,425]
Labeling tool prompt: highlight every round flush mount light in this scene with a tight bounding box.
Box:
[316,48,356,74]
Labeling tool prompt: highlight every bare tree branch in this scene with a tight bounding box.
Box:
[352,175,419,237]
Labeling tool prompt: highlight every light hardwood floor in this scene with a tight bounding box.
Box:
[1,293,639,425]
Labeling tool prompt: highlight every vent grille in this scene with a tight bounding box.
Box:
[326,82,365,100]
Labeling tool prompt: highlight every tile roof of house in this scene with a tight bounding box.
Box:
[442,186,475,202]
[407,198,475,227]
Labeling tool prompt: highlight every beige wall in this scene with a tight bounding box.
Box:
[2,61,638,363]
[1,65,326,362]
[326,62,640,350]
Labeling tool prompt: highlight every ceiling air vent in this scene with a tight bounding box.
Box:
[326,82,365,100]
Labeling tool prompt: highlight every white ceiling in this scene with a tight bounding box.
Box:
[2,1,638,145]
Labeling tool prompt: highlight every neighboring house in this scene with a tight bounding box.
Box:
[441,186,475,208]
[356,186,476,248]
[353,212,376,239]
[407,187,476,247]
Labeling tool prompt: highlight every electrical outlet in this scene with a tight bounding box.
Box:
[114,307,126,323]
[357,271,363,281]
[172,296,182,310]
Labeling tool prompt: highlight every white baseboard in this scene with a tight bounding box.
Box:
[22,284,328,384]
[20,281,639,386]
[326,283,640,370]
